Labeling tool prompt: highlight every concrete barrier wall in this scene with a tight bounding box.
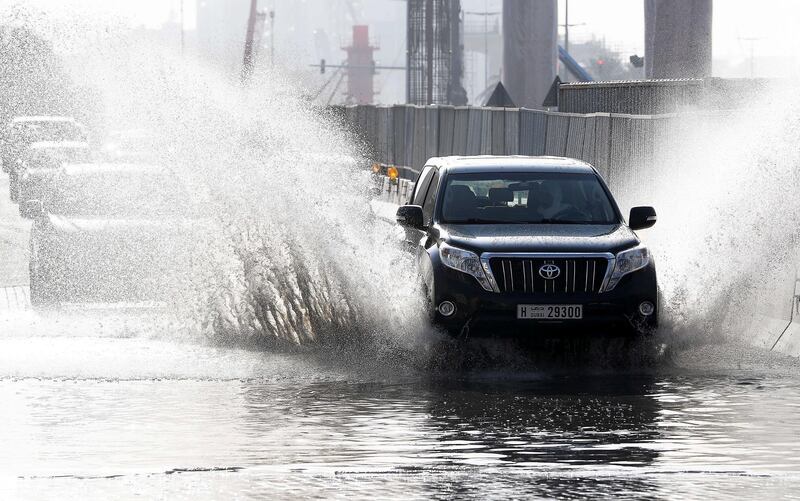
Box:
[338,103,800,358]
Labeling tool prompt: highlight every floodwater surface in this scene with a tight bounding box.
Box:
[2,313,800,500]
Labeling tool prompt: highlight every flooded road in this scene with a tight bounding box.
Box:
[2,16,800,497]
[1,170,800,499]
[1,312,800,500]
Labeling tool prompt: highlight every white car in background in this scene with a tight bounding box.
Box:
[10,141,92,203]
[1,116,87,172]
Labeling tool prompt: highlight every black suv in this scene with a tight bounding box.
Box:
[395,156,658,337]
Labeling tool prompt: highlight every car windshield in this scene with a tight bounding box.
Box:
[441,172,619,224]
[26,147,92,167]
[45,172,195,218]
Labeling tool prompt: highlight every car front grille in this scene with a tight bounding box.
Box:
[489,257,609,294]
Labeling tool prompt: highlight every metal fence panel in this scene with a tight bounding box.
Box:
[480,109,493,155]
[363,105,378,160]
[390,105,407,166]
[437,106,455,157]
[425,106,439,161]
[592,114,612,178]
[581,115,596,165]
[504,108,519,155]
[544,112,570,156]
[558,79,711,115]
[490,108,506,155]
[565,115,586,159]
[518,108,548,155]
[412,106,428,169]
[467,108,484,156]
[453,107,469,155]
[379,107,393,164]
[607,115,630,189]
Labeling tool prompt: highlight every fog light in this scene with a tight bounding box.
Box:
[639,301,655,316]
[438,301,456,317]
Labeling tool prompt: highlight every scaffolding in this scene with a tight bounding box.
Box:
[406,0,467,105]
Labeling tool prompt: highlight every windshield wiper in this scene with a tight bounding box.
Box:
[450,218,610,225]
[451,218,507,224]
[536,219,585,224]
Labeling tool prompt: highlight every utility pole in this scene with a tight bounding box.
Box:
[180,0,185,55]
[484,0,488,87]
[560,0,584,55]
[269,9,275,67]
[564,0,568,55]
[739,37,763,78]
[242,0,258,84]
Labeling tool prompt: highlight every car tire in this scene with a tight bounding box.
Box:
[29,265,57,308]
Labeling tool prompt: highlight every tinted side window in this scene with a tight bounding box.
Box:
[422,171,440,225]
[411,166,434,205]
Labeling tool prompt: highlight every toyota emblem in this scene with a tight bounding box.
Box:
[539,264,561,280]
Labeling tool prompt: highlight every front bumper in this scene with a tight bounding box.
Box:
[431,262,658,337]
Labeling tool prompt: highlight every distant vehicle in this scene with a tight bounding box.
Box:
[1,116,87,172]
[9,141,92,203]
[101,129,158,162]
[395,156,658,339]
[21,163,202,306]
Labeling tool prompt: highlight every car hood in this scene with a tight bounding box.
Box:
[438,223,639,254]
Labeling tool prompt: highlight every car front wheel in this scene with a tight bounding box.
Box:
[29,262,59,308]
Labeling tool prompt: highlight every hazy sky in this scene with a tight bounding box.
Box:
[561,0,800,76]
[17,0,800,79]
[117,0,800,76]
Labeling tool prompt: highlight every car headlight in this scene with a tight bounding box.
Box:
[439,243,494,292]
[605,244,650,292]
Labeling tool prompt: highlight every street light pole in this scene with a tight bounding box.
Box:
[484,0,488,89]
[564,0,569,55]
[270,9,275,67]
[180,0,185,55]
[242,0,258,84]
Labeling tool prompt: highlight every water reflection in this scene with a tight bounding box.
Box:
[424,376,661,468]
[4,352,800,499]
[239,375,662,474]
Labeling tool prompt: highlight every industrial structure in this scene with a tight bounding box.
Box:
[406,0,467,105]
[342,26,378,105]
[502,0,558,109]
[645,0,713,79]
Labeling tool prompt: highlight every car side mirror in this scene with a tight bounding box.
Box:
[629,206,657,230]
[396,205,425,230]
[20,199,44,220]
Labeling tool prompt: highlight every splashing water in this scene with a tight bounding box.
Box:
[615,83,800,347]
[1,4,429,350]
[6,3,800,358]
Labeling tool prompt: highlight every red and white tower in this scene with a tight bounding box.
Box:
[343,25,378,105]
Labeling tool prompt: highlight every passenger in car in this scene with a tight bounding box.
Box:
[443,184,477,221]
[528,183,554,220]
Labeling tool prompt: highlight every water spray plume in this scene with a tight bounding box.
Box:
[617,85,800,347]
[0,4,430,351]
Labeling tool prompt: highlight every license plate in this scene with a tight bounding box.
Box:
[517,304,583,320]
